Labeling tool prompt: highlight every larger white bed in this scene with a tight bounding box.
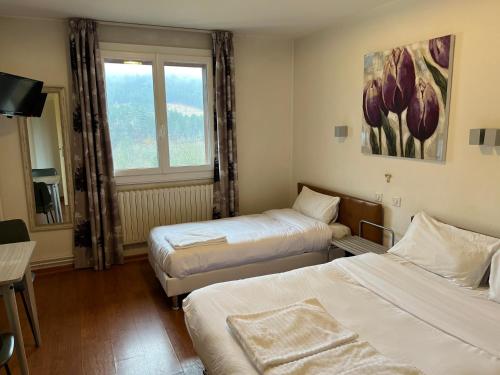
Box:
[184,253,500,374]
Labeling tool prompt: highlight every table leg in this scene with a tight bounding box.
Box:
[1,284,30,375]
[24,266,42,346]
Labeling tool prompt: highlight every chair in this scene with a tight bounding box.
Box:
[0,220,37,344]
[0,333,14,375]
[31,168,58,177]
[33,182,55,223]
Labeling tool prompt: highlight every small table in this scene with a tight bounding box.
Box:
[330,220,394,258]
[0,241,42,375]
[331,235,388,256]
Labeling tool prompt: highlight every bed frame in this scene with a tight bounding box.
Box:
[149,182,383,309]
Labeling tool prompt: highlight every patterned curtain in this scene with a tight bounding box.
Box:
[212,31,239,219]
[69,19,124,270]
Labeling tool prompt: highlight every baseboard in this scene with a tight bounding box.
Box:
[124,253,148,263]
[31,256,74,270]
[30,251,149,274]
[31,256,75,274]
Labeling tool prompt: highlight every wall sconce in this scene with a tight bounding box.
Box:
[484,129,500,146]
[334,125,348,139]
[469,128,500,146]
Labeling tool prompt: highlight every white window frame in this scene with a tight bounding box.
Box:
[101,43,214,185]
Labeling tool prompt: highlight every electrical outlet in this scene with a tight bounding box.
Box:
[392,196,402,207]
[375,193,383,203]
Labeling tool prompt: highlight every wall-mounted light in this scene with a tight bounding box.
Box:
[469,128,500,146]
[469,129,485,145]
[334,125,348,139]
[484,129,500,146]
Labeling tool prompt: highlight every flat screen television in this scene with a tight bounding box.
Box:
[28,92,47,117]
[0,72,46,117]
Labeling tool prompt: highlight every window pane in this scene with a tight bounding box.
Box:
[104,60,159,170]
[164,65,207,167]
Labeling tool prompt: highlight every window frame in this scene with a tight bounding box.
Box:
[101,43,214,185]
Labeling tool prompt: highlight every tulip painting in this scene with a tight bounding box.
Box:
[362,34,455,162]
[407,79,440,159]
[363,79,387,154]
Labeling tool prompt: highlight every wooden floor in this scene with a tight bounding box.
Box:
[0,260,203,375]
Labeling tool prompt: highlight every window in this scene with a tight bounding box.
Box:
[104,59,158,171]
[164,65,208,167]
[101,44,213,184]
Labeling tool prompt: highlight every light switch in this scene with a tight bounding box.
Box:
[392,197,401,207]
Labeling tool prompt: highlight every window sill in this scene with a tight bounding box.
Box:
[115,170,213,186]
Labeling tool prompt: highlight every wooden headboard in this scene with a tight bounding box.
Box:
[298,183,384,244]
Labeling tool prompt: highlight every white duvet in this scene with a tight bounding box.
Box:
[184,254,500,375]
[149,209,333,278]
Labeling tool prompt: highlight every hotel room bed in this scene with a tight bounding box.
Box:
[149,208,335,279]
[148,183,383,308]
[184,253,500,375]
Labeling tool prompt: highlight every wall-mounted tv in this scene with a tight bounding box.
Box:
[0,72,46,117]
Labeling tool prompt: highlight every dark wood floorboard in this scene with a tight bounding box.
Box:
[0,260,203,375]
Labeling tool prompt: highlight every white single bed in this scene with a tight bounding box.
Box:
[148,183,383,308]
[184,253,500,375]
[150,208,333,279]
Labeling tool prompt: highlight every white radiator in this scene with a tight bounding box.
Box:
[118,184,213,245]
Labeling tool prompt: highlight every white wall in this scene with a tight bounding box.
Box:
[293,0,500,240]
[0,17,294,263]
[0,17,73,264]
[30,96,61,172]
[234,35,294,214]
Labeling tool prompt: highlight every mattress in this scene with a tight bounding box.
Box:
[148,208,336,278]
[183,254,500,375]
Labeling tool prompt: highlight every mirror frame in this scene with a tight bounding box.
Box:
[19,86,74,232]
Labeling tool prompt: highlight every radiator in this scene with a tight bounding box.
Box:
[118,184,213,245]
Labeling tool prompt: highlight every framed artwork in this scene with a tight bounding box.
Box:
[362,35,455,161]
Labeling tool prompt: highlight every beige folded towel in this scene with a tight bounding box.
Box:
[227,298,358,373]
[165,230,227,249]
[266,340,425,375]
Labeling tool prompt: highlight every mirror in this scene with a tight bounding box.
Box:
[19,87,74,231]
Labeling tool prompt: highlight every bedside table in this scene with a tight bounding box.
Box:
[329,220,394,259]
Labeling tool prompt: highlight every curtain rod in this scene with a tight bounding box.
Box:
[97,20,213,34]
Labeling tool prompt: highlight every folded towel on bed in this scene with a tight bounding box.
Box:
[266,340,424,375]
[165,230,227,249]
[226,298,358,373]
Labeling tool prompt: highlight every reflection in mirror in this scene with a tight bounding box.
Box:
[20,87,73,231]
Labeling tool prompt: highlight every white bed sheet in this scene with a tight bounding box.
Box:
[148,209,334,278]
[183,254,500,375]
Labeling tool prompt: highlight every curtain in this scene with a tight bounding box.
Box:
[69,19,124,270]
[212,31,239,219]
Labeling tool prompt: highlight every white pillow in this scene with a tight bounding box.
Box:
[489,251,500,303]
[388,212,500,288]
[329,223,352,240]
[292,186,340,224]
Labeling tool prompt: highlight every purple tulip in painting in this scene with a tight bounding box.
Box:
[362,35,455,161]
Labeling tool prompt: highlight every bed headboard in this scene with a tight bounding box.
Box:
[298,183,384,244]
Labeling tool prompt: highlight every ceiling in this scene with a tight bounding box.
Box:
[0,0,396,37]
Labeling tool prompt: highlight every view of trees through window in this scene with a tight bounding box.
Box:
[105,61,158,170]
[165,65,207,167]
[104,60,207,171]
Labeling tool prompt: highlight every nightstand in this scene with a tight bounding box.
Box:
[329,220,394,259]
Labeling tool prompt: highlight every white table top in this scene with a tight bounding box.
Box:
[33,175,60,185]
[0,241,36,285]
